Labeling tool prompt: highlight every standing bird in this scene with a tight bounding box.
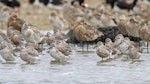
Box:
[95,41,112,61]
[113,34,129,54]
[0,30,11,43]
[55,40,72,56]
[83,8,104,27]
[48,42,70,63]
[48,11,64,32]
[105,38,118,55]
[0,5,16,29]
[21,22,42,44]
[126,17,140,41]
[138,23,150,52]
[62,2,84,29]
[26,43,43,53]
[125,45,141,63]
[73,20,103,51]
[7,26,24,49]
[7,14,25,32]
[54,29,69,41]
[0,47,16,63]
[20,46,40,64]
[112,15,128,36]
[0,41,14,52]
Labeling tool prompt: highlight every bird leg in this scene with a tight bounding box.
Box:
[86,41,89,51]
[81,41,84,51]
[147,42,149,53]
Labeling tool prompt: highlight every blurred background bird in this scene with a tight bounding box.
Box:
[0,0,21,13]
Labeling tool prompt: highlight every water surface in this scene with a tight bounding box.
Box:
[0,44,150,84]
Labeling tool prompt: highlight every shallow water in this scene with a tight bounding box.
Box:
[0,44,150,84]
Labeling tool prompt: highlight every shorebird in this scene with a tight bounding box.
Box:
[48,42,70,63]
[132,0,150,20]
[48,11,64,32]
[0,30,14,50]
[0,47,16,63]
[0,5,16,28]
[21,22,42,44]
[100,12,116,27]
[38,36,47,48]
[113,34,130,55]
[126,17,140,41]
[46,32,56,45]
[125,45,141,63]
[26,43,43,53]
[53,28,69,41]
[7,14,25,32]
[45,30,68,46]
[114,34,139,55]
[105,38,118,55]
[0,40,14,51]
[95,41,112,61]
[83,8,104,27]
[73,20,103,51]
[0,10,10,28]
[138,23,150,52]
[0,30,11,43]
[113,34,124,48]
[7,26,24,48]
[124,37,138,48]
[55,40,72,56]
[7,26,20,37]
[10,34,24,48]
[62,2,84,29]
[112,15,128,36]
[117,39,129,55]
[20,46,40,64]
